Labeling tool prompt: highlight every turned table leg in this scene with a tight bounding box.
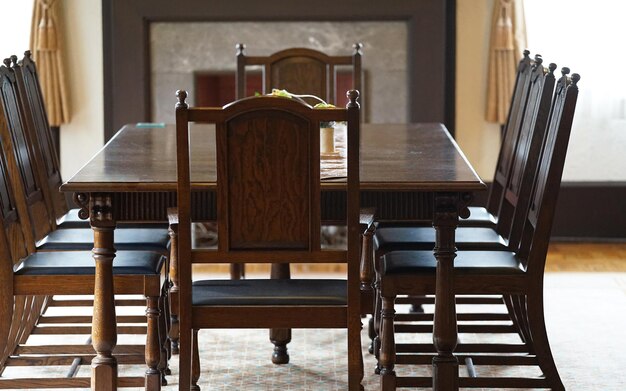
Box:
[91,225,118,390]
[431,192,465,391]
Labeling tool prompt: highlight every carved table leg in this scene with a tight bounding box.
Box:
[88,193,118,391]
[269,263,291,364]
[432,192,463,391]
[91,224,118,391]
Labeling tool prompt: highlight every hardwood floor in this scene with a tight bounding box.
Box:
[194,242,626,275]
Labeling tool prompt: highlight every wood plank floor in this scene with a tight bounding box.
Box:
[194,242,626,275]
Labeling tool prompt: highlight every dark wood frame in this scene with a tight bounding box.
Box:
[102,0,457,140]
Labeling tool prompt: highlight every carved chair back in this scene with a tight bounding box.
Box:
[495,57,557,247]
[486,50,533,215]
[0,59,53,242]
[13,51,68,222]
[236,43,362,108]
[517,69,579,273]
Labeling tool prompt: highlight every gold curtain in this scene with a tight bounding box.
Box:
[30,0,70,126]
[486,0,527,124]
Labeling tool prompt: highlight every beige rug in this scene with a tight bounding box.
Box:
[3,273,625,390]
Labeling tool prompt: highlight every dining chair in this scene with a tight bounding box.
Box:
[12,51,168,230]
[10,52,176,358]
[174,90,364,390]
[0,90,169,389]
[367,54,555,364]
[375,68,579,390]
[373,55,555,253]
[0,59,171,385]
[236,42,363,107]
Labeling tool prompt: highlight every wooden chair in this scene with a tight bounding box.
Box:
[0,59,171,386]
[2,56,170,254]
[367,55,556,363]
[375,69,579,390]
[236,43,363,108]
[0,82,169,390]
[174,90,364,390]
[373,56,556,253]
[12,52,167,228]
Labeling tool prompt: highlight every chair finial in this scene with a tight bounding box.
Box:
[10,55,18,67]
[2,58,11,67]
[534,54,543,66]
[346,90,359,108]
[523,49,530,58]
[353,43,363,55]
[548,63,557,75]
[561,67,570,77]
[176,90,188,109]
[236,43,245,56]
[24,50,32,59]
[571,73,580,86]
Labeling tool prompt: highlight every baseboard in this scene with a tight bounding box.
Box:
[472,181,626,241]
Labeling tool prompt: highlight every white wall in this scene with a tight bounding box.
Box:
[59,0,104,180]
[0,1,32,57]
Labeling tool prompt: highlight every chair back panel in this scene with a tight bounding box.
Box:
[223,110,313,250]
[519,70,579,270]
[270,57,328,101]
[0,63,51,241]
[486,51,533,214]
[15,52,68,220]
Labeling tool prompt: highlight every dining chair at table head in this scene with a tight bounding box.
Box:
[375,68,579,390]
[174,89,365,390]
[236,42,363,108]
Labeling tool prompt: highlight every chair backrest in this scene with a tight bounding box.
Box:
[13,51,68,223]
[236,43,362,108]
[485,50,533,215]
[0,59,53,242]
[175,90,361,302]
[518,69,579,273]
[495,57,557,246]
[0,96,46,371]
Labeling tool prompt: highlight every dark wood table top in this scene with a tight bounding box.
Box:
[62,123,485,193]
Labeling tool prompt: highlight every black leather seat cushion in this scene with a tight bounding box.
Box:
[383,250,524,276]
[374,226,508,252]
[14,250,165,275]
[192,279,347,306]
[37,227,170,252]
[57,209,169,229]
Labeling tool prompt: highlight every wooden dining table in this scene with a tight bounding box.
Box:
[61,122,485,391]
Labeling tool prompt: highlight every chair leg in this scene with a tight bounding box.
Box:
[191,329,201,391]
[269,328,291,364]
[168,225,180,355]
[158,295,169,385]
[348,317,365,391]
[230,264,245,279]
[379,294,396,391]
[372,274,382,374]
[179,325,192,391]
[526,292,565,391]
[145,296,161,391]
[161,286,173,373]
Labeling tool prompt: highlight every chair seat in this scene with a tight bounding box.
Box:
[374,226,508,252]
[37,227,170,252]
[461,206,497,226]
[14,250,165,275]
[383,250,525,276]
[192,279,347,306]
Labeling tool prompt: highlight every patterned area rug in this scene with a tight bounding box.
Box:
[3,273,625,390]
